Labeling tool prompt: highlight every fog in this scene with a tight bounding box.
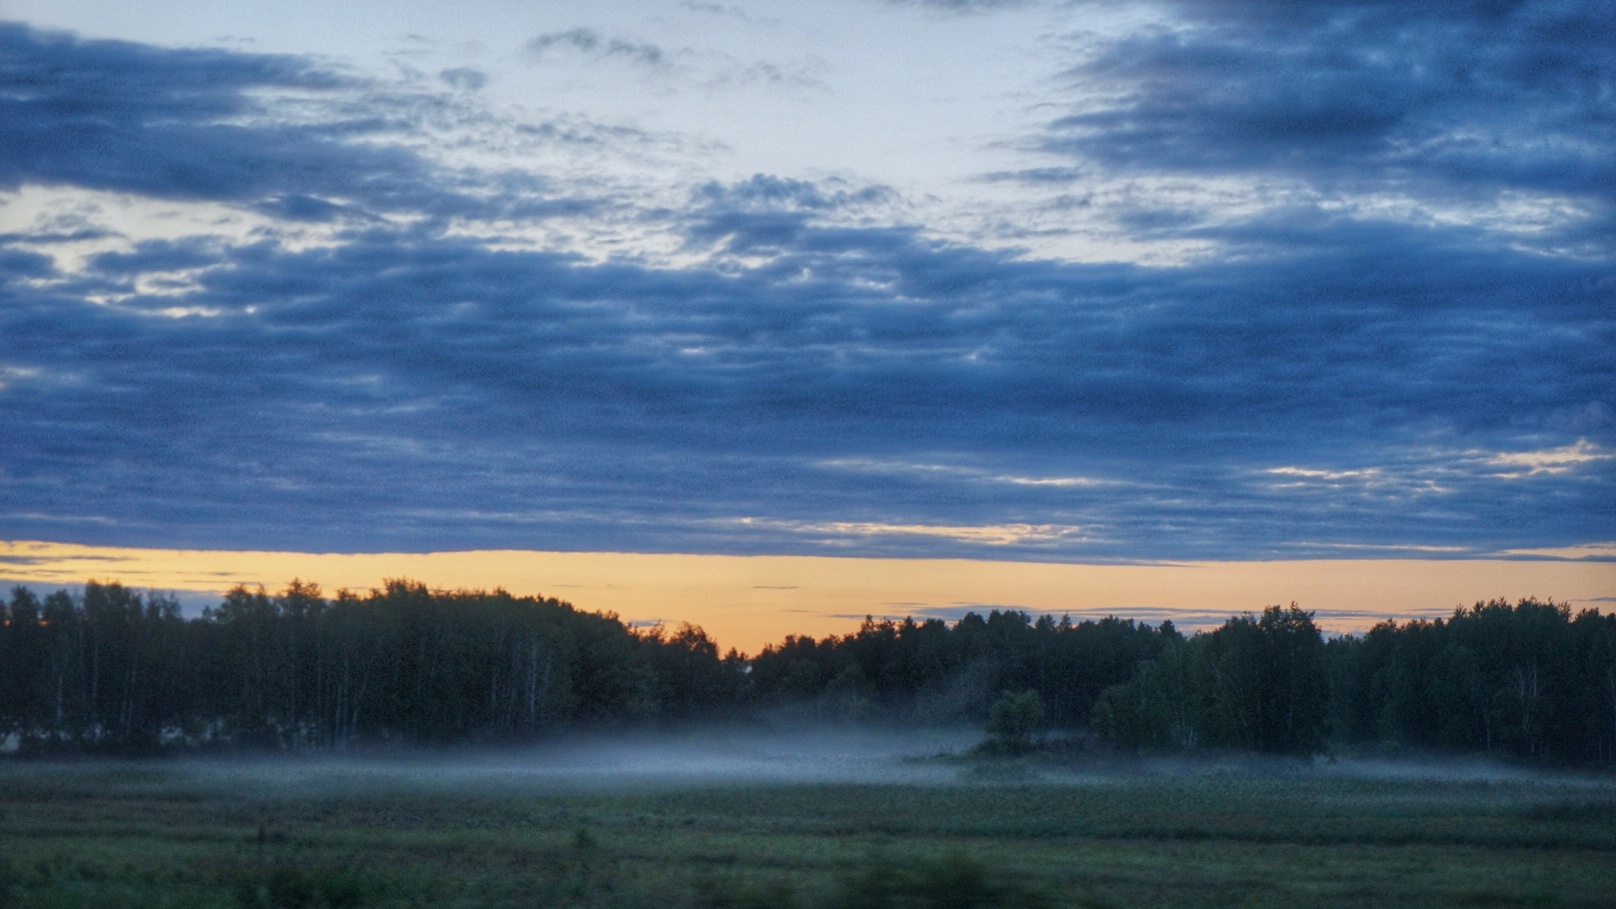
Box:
[17,726,1614,798]
[145,725,983,796]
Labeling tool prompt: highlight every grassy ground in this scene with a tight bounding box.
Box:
[1,755,1613,908]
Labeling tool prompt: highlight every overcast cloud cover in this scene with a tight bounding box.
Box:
[0,0,1611,562]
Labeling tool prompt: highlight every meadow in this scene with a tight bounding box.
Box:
[2,739,1614,909]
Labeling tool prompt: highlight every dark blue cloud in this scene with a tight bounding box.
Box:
[0,24,366,199]
[5,200,1611,557]
[0,22,1610,562]
[0,248,54,278]
[0,23,582,223]
[1037,0,1614,246]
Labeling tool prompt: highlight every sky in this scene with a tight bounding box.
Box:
[1,0,1612,650]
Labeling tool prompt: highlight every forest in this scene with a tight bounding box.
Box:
[1,580,1613,764]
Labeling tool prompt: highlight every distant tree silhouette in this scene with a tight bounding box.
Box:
[0,584,1606,763]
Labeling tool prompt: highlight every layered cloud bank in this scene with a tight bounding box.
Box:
[1,0,1611,563]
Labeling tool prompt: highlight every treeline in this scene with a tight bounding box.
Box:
[1,581,1612,764]
[754,599,1616,763]
[1095,600,1616,763]
[0,580,745,750]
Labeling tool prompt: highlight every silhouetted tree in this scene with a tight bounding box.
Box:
[985,689,1045,752]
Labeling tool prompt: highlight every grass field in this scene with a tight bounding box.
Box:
[2,738,1613,908]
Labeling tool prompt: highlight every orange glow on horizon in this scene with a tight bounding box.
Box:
[2,540,1612,654]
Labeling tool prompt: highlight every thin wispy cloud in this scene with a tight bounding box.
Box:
[526,29,670,69]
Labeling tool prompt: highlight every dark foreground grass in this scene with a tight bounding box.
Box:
[1,758,1613,908]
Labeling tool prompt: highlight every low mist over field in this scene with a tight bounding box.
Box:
[19,725,1614,799]
[166,726,983,793]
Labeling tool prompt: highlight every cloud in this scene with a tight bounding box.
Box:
[1484,440,1614,477]
[438,67,488,91]
[820,458,1120,489]
[0,23,596,226]
[526,29,669,69]
[1030,0,1615,251]
[728,518,1091,547]
[681,2,749,17]
[6,197,1609,558]
[0,24,372,201]
[524,25,826,96]
[0,24,1610,563]
[693,174,895,213]
[0,248,55,278]
[887,0,1039,12]
[1502,543,1616,561]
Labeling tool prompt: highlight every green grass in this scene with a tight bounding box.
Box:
[1,758,1613,908]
